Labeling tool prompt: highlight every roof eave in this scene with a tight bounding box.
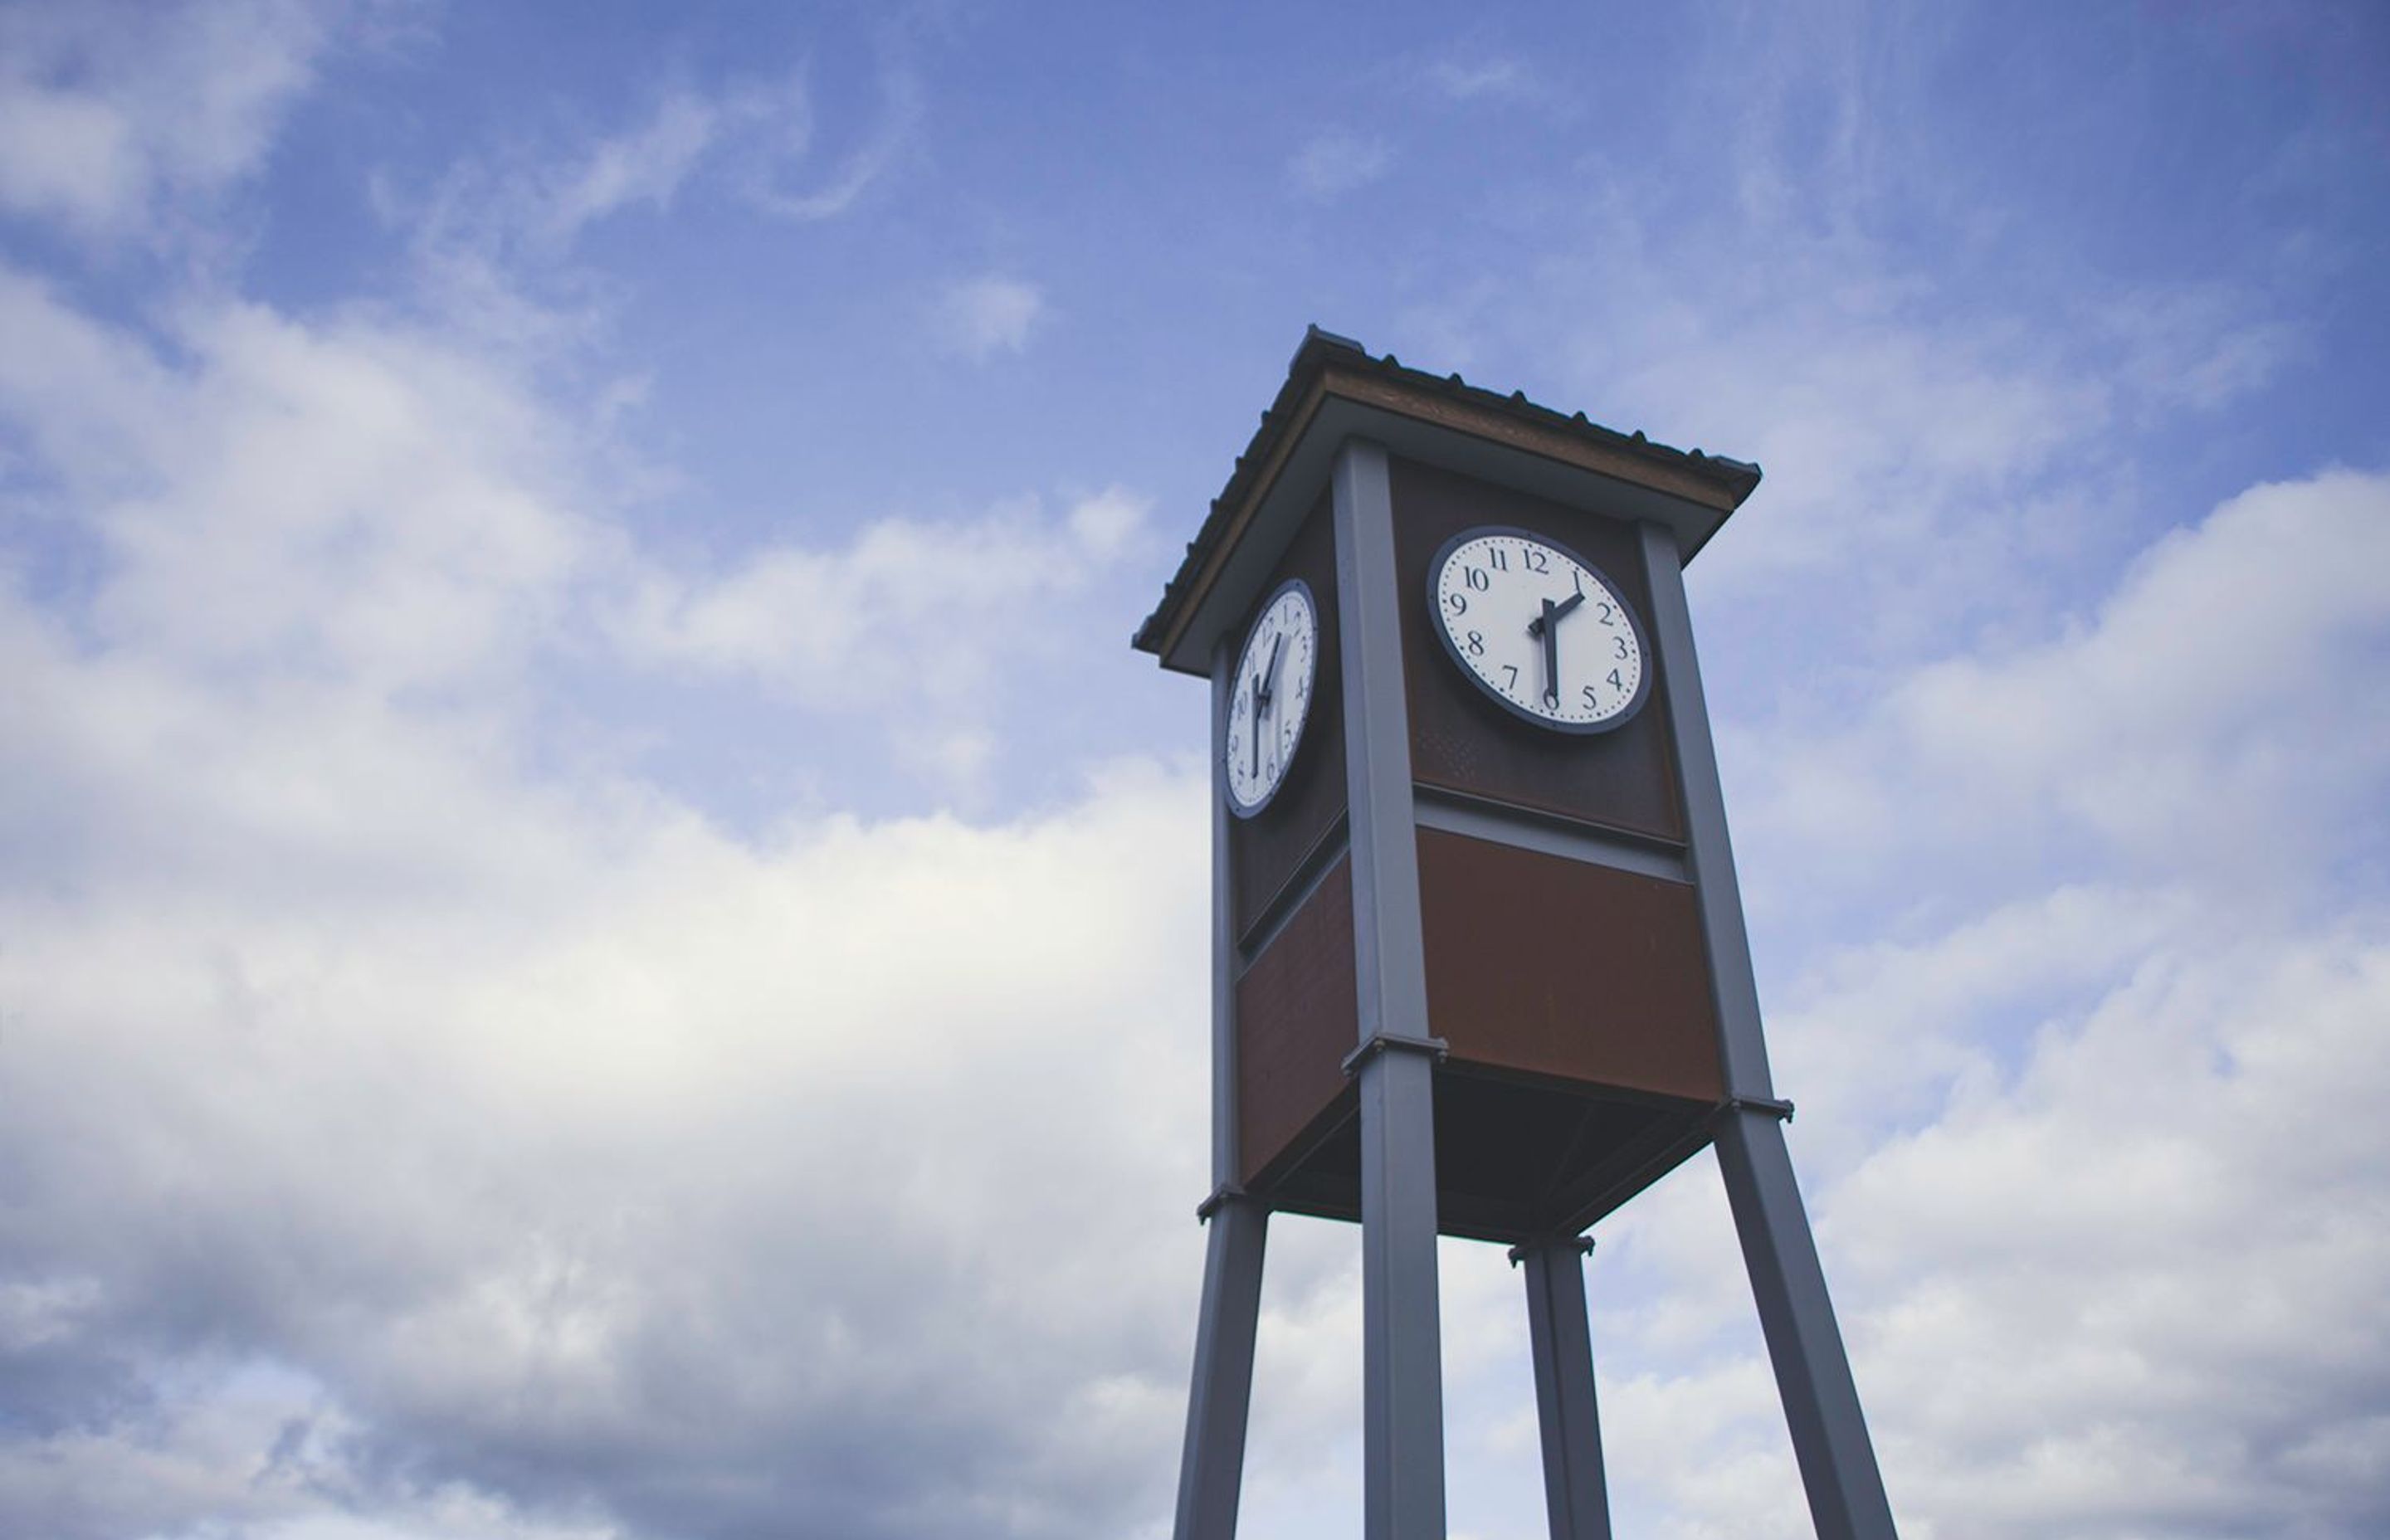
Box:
[1134,331,1762,675]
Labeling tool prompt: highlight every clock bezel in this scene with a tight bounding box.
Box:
[1222,576,1320,820]
[1426,524,1653,737]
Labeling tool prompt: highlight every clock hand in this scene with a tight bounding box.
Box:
[1525,592,1586,705]
[1251,670,1270,782]
[1250,632,1287,784]
[1261,660,1280,784]
[1534,597,1561,704]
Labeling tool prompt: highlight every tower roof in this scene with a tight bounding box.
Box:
[1134,327,1762,675]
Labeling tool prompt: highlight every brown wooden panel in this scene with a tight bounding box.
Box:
[1390,457,1685,842]
[1227,490,1348,937]
[1417,828,1722,1103]
[1236,855,1358,1186]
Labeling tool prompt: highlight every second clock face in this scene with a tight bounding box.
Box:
[1224,578,1319,816]
[1430,527,1649,733]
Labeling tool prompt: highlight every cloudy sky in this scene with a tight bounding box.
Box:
[2,2,2387,1538]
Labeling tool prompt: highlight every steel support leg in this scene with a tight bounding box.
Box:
[1354,1039,1446,1540]
[1714,1108,1897,1539]
[1514,1238,1612,1540]
[1173,1195,1270,1540]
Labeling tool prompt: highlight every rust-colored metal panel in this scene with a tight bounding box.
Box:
[1417,827,1723,1104]
[1390,457,1685,843]
[1227,491,1349,938]
[1236,855,1358,1187]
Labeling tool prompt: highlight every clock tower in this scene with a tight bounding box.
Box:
[1134,329,1897,1540]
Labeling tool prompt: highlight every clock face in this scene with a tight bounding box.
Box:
[1429,526,1650,733]
[1223,578,1319,817]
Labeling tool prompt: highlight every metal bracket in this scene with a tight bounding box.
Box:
[1195,1183,1251,1224]
[1506,1234,1596,1267]
[1716,1094,1796,1123]
[1339,1031,1450,1078]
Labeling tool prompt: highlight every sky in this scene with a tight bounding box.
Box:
[2,2,2387,1538]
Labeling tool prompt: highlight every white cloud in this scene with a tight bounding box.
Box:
[615,486,1145,710]
[0,261,1200,1533]
[0,265,591,694]
[393,61,915,309]
[1068,485,1148,558]
[1427,57,1530,102]
[535,87,724,246]
[0,263,1143,801]
[934,273,1046,360]
[1287,130,1390,198]
[0,0,343,239]
[732,67,921,222]
[0,679,1217,1540]
[1836,924,2390,1537]
[1746,469,2390,910]
[529,66,914,249]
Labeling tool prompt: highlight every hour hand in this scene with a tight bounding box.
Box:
[1526,592,1585,638]
[1250,675,1266,780]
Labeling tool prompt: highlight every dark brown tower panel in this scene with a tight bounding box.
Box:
[1233,859,1356,1187]
[1391,458,1685,842]
[1417,828,1720,1101]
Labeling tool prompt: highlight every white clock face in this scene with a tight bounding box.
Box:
[1430,528,1649,733]
[1223,579,1319,816]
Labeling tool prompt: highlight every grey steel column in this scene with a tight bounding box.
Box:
[1513,1238,1612,1540]
[1173,636,1270,1540]
[1209,636,1241,1194]
[1714,1109,1889,1538]
[1334,437,1447,1540]
[1637,521,1897,1540]
[1174,1195,1269,1540]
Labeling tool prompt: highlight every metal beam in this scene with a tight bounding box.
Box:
[1334,440,1433,1051]
[1172,634,1267,1540]
[1211,636,1239,1191]
[1637,522,1898,1538]
[1172,1196,1270,1540]
[1334,437,1447,1540]
[1513,1237,1612,1540]
[1634,520,1774,1099]
[1412,786,1689,885]
[1715,1109,1896,1538]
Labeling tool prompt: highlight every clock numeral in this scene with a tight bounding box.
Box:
[1524,547,1549,575]
[1582,685,1601,708]
[1466,629,1485,656]
[1488,547,1509,572]
[1466,567,1490,592]
[1614,635,1631,660]
[1597,602,1616,624]
[1502,664,1519,690]
[1607,668,1625,690]
[1445,592,1467,616]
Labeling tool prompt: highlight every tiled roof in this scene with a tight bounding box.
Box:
[1133,327,1761,658]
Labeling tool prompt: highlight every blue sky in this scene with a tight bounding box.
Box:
[2,2,2387,1538]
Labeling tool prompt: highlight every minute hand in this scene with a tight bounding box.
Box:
[1526,592,1585,704]
[1251,633,1285,781]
